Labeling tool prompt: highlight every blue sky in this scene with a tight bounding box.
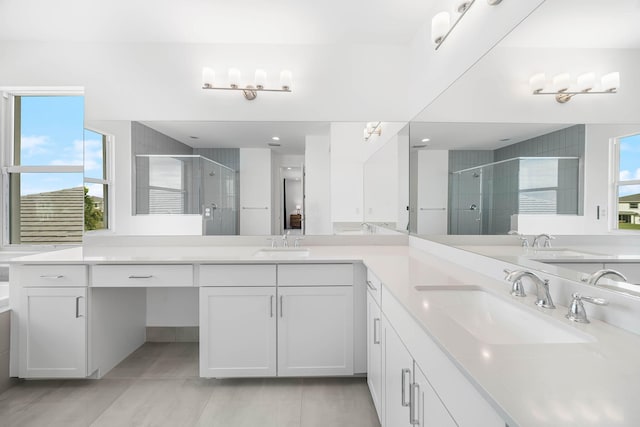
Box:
[19,96,103,197]
[619,133,640,197]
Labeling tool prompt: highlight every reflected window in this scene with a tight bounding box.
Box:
[616,134,640,230]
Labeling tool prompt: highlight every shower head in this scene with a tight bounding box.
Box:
[472,172,480,178]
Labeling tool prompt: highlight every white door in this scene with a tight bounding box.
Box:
[19,287,87,378]
[384,317,413,427]
[367,292,383,421]
[277,286,354,376]
[413,363,457,427]
[200,287,277,377]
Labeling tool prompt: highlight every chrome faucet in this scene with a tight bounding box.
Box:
[282,232,289,248]
[508,230,529,247]
[566,293,608,323]
[582,269,628,286]
[504,269,556,309]
[532,233,555,248]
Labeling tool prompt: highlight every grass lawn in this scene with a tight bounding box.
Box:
[619,223,640,230]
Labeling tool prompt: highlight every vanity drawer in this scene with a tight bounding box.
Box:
[92,265,193,287]
[366,269,382,306]
[278,264,353,286]
[199,264,276,286]
[18,265,87,287]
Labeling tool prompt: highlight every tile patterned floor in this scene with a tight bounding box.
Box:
[0,343,381,427]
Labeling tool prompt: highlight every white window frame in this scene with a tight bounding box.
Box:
[83,128,114,235]
[0,87,92,248]
[611,135,640,232]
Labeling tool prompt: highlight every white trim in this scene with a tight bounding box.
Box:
[0,87,84,96]
[6,165,83,173]
[83,177,108,185]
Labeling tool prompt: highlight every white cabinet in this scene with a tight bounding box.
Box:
[19,287,87,378]
[200,287,276,377]
[367,291,383,420]
[413,363,457,427]
[383,316,414,427]
[277,286,353,376]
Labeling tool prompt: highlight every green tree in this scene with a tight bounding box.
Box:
[84,187,104,230]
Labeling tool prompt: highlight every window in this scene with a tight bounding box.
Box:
[2,91,112,245]
[615,134,640,230]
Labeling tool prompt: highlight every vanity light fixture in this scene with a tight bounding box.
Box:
[202,67,293,101]
[431,0,503,50]
[529,71,620,103]
[363,122,382,142]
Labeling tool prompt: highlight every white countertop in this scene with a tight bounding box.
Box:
[10,243,640,426]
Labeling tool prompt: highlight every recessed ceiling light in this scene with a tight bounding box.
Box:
[499,138,511,142]
[421,138,430,142]
[268,142,281,147]
[190,136,199,139]
[272,136,280,141]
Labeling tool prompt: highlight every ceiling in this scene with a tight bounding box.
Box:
[0,0,432,45]
[409,122,574,150]
[141,121,330,154]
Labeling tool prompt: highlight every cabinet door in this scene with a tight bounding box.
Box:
[412,363,457,427]
[19,287,87,378]
[383,317,413,427]
[277,286,353,376]
[200,287,277,377]
[367,292,383,421]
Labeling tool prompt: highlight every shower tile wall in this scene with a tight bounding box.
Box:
[132,122,193,214]
[448,125,585,235]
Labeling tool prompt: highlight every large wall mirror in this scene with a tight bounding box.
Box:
[131,120,408,236]
[407,0,640,295]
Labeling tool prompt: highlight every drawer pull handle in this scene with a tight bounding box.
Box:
[373,318,381,344]
[410,383,420,425]
[128,275,153,279]
[40,275,64,279]
[401,368,411,407]
[366,280,377,291]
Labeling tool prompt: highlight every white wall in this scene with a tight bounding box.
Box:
[239,148,272,235]
[364,137,399,223]
[0,41,410,122]
[305,135,332,234]
[416,150,449,234]
[330,123,364,222]
[408,0,546,120]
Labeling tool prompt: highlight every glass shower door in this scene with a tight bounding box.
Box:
[453,169,483,235]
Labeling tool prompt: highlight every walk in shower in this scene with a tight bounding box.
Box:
[134,155,238,235]
[450,157,580,235]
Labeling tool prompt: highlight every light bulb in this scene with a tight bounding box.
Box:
[202,68,215,88]
[553,73,571,92]
[577,72,595,92]
[529,73,546,94]
[280,70,293,90]
[601,72,620,92]
[228,68,241,88]
[255,69,267,89]
[431,11,450,45]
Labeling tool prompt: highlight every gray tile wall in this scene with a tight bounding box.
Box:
[448,125,586,235]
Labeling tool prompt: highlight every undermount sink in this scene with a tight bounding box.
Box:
[529,248,603,258]
[414,286,594,345]
[253,247,311,258]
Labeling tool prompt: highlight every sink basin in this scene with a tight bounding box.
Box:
[253,248,311,258]
[415,287,594,345]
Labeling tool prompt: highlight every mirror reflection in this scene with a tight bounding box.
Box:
[132,120,407,236]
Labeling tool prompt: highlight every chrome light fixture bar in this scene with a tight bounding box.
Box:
[202,68,292,101]
[432,0,503,51]
[364,122,382,142]
[529,72,620,103]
